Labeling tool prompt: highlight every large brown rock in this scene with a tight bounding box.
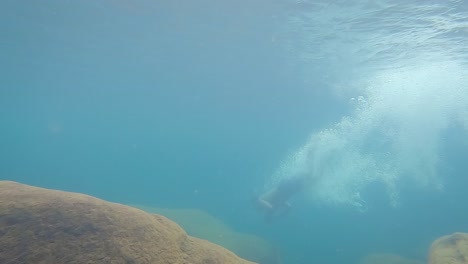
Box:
[0,181,256,264]
[429,232,468,264]
[133,206,281,264]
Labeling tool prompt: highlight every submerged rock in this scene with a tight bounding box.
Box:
[0,181,256,264]
[429,232,468,264]
[359,253,424,264]
[133,206,281,264]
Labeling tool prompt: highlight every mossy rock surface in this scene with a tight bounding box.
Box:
[429,232,468,264]
[133,205,280,264]
[0,181,256,264]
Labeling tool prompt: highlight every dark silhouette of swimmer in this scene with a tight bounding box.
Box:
[254,175,306,222]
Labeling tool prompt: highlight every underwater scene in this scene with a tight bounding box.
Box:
[1,0,468,263]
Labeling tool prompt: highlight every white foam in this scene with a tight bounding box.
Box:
[270,0,468,209]
[270,61,468,208]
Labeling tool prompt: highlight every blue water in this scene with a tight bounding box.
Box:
[1,1,468,263]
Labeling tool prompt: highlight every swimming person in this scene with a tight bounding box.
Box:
[254,174,307,222]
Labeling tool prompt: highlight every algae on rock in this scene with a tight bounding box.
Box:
[133,205,280,264]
